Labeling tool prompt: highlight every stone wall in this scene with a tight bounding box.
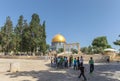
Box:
[0,54,109,63]
[81,54,109,62]
[60,54,109,63]
[0,56,47,60]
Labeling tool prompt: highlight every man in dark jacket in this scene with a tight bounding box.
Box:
[78,64,87,81]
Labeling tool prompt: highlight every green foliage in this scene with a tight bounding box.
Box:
[14,15,24,52]
[21,20,30,52]
[92,36,111,48]
[81,36,111,54]
[114,40,120,46]
[114,35,120,53]
[0,16,13,54]
[80,47,88,54]
[71,48,78,54]
[113,35,120,46]
[29,13,41,53]
[46,44,50,51]
[29,13,46,55]
[92,36,111,54]
[80,46,93,54]
[40,21,46,54]
[0,13,47,55]
[57,48,64,53]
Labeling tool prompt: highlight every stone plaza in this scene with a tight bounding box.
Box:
[0,58,119,81]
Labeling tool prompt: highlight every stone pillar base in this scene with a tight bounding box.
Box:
[9,62,20,72]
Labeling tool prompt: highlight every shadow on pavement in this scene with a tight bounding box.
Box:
[5,62,120,81]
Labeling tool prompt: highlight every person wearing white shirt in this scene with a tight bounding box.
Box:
[79,56,83,66]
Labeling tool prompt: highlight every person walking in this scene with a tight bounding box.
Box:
[78,64,87,81]
[89,57,94,74]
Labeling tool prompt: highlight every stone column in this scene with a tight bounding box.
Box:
[77,43,80,54]
[64,44,66,54]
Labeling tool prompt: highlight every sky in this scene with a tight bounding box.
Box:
[0,0,120,50]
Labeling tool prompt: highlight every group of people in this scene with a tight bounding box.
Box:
[73,56,94,81]
[51,56,69,68]
[51,56,94,81]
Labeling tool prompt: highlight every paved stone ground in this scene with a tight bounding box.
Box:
[0,59,120,81]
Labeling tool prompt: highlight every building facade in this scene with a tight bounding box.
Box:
[51,34,66,51]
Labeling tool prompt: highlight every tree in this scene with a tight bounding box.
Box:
[71,48,78,54]
[92,36,111,54]
[0,14,47,56]
[29,13,41,54]
[81,47,88,54]
[113,35,120,53]
[21,20,30,53]
[87,46,93,54]
[29,13,46,55]
[14,15,24,53]
[40,21,46,54]
[113,35,120,46]
[46,44,50,51]
[57,48,64,53]
[1,16,13,55]
[80,46,93,54]
[114,40,120,46]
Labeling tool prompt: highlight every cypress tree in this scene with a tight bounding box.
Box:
[2,16,13,55]
[14,15,24,53]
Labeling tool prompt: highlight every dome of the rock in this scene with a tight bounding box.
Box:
[52,34,66,43]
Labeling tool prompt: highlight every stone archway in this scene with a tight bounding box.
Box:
[63,43,81,54]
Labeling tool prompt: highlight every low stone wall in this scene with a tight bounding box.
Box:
[65,54,109,63]
[81,54,109,62]
[113,55,120,61]
[0,54,109,63]
[0,56,49,60]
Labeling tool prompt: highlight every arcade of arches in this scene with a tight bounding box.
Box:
[51,34,81,54]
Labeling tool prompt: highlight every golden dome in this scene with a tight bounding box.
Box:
[52,34,66,43]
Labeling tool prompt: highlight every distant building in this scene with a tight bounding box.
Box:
[104,48,117,61]
[51,34,66,51]
[50,34,81,54]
